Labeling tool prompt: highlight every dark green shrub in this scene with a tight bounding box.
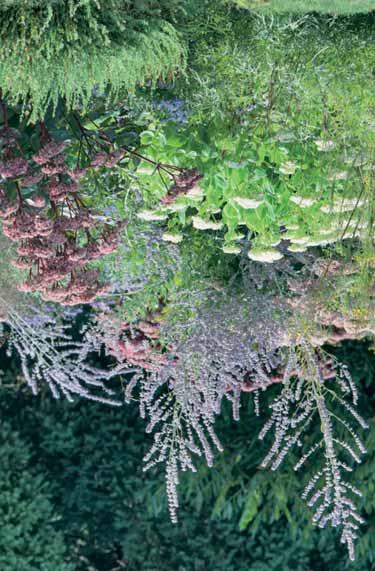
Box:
[0,421,73,570]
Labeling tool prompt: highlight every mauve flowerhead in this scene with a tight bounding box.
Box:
[26,195,46,208]
[0,199,19,219]
[41,155,68,175]
[68,167,88,182]
[21,172,44,187]
[32,140,70,165]
[0,157,28,179]
[11,257,32,270]
[105,150,124,168]
[91,152,108,168]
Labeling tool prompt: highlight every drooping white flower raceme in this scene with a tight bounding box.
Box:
[0,295,126,404]
[259,341,367,561]
[125,287,288,521]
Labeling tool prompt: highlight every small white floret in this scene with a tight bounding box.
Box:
[137,210,168,221]
[315,139,335,152]
[248,248,284,263]
[279,161,298,175]
[192,216,223,231]
[162,233,184,243]
[233,197,263,209]
[290,196,315,208]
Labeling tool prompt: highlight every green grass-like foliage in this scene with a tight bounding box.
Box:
[0,0,186,121]
[235,0,375,13]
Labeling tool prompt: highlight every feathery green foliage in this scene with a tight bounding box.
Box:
[0,0,186,121]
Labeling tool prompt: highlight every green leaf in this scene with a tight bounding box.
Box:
[239,486,263,531]
[140,130,156,145]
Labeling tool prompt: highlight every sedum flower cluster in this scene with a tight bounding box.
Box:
[0,122,124,305]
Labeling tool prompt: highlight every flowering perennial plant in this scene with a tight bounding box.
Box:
[259,341,368,560]
[0,113,125,305]
[123,287,290,521]
[0,295,125,404]
[103,277,368,561]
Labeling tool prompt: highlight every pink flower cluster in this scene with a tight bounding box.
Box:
[32,140,69,164]
[91,150,124,169]
[160,168,203,206]
[0,157,28,179]
[99,311,167,371]
[0,127,125,306]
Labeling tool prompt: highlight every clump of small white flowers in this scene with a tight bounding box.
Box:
[320,197,366,214]
[323,219,362,238]
[342,197,366,208]
[279,161,298,175]
[137,210,168,221]
[343,155,368,167]
[305,235,338,247]
[192,216,223,231]
[222,244,241,254]
[289,236,310,245]
[162,233,184,244]
[232,196,263,209]
[315,139,335,152]
[288,244,308,253]
[326,171,348,181]
[248,248,284,263]
[321,227,339,235]
[290,196,316,208]
[269,239,282,246]
[185,185,204,200]
[348,219,366,228]
[230,232,246,241]
[341,229,362,239]
[167,203,187,212]
[320,205,338,214]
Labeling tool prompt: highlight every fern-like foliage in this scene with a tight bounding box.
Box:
[259,341,368,560]
[0,1,186,121]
